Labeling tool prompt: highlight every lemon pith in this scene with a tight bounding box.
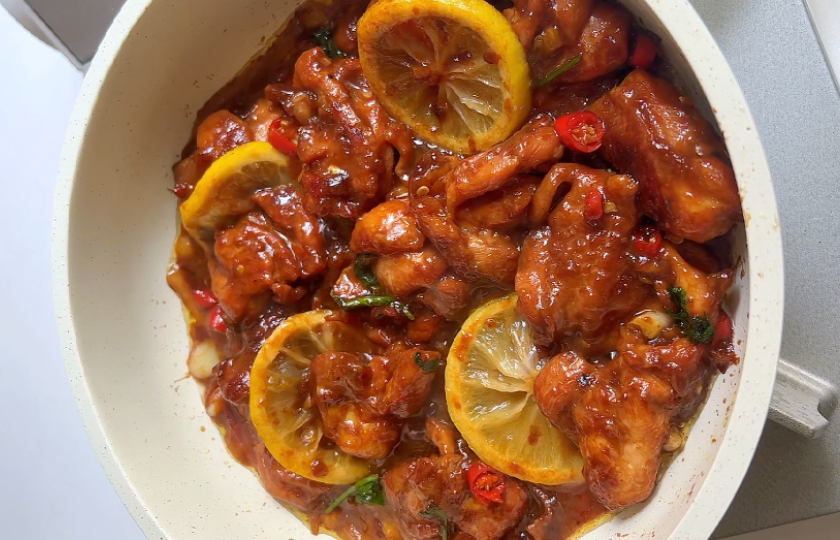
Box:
[249,310,379,484]
[357,0,531,154]
[446,294,584,485]
[179,141,295,246]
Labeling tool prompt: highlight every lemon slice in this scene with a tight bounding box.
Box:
[446,294,584,485]
[357,0,531,154]
[179,141,295,246]
[250,310,380,484]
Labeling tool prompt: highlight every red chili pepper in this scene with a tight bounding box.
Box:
[173,183,193,199]
[629,34,657,69]
[268,118,298,155]
[631,226,663,257]
[468,461,506,505]
[208,305,228,334]
[193,289,218,309]
[584,189,604,224]
[712,312,734,348]
[555,111,606,153]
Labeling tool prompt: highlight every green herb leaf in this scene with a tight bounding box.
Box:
[666,286,715,344]
[686,316,715,344]
[331,292,415,320]
[669,287,689,314]
[331,292,395,310]
[414,352,441,373]
[354,254,380,288]
[353,475,386,506]
[420,503,449,540]
[324,474,385,514]
[536,54,583,88]
[313,27,348,59]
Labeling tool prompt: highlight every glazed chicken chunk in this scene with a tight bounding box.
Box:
[290,47,413,219]
[383,419,529,540]
[311,348,438,459]
[534,241,734,510]
[516,164,646,346]
[589,69,742,242]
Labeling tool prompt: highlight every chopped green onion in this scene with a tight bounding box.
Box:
[354,254,380,288]
[415,352,441,373]
[420,503,449,540]
[331,292,415,320]
[324,474,385,514]
[332,292,395,310]
[536,54,583,88]
[312,28,348,59]
[667,286,715,344]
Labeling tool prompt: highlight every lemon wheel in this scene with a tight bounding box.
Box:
[179,141,295,246]
[249,310,381,484]
[446,294,584,485]
[357,0,531,154]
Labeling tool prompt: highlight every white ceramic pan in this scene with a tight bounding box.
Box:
[52,0,784,538]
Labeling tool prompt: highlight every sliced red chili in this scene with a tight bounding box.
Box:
[468,461,506,505]
[631,226,663,257]
[584,189,604,224]
[629,34,657,69]
[193,289,218,309]
[208,305,228,334]
[268,118,298,155]
[555,111,606,153]
[173,183,193,199]
[712,312,734,349]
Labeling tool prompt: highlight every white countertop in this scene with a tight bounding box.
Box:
[0,4,835,540]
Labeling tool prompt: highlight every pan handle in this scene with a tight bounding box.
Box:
[769,359,837,439]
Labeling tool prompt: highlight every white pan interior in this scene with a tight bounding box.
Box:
[53,0,784,539]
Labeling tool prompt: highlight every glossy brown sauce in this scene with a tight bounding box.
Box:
[167,0,741,538]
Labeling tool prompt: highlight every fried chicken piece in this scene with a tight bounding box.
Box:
[589,69,742,242]
[530,2,631,85]
[291,47,413,218]
[173,110,254,196]
[413,194,521,286]
[632,241,733,325]
[444,115,563,213]
[373,245,449,297]
[417,273,472,320]
[351,199,426,255]
[253,443,332,512]
[196,109,253,162]
[534,332,707,511]
[254,185,326,278]
[455,175,539,231]
[331,265,376,303]
[310,349,438,460]
[383,419,529,540]
[332,0,366,56]
[245,98,284,142]
[209,187,327,319]
[533,75,620,118]
[408,151,523,286]
[535,242,734,510]
[210,212,300,320]
[505,0,594,54]
[516,164,646,345]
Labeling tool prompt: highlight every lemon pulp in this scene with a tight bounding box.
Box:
[357,0,532,154]
[250,310,381,484]
[446,294,584,485]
